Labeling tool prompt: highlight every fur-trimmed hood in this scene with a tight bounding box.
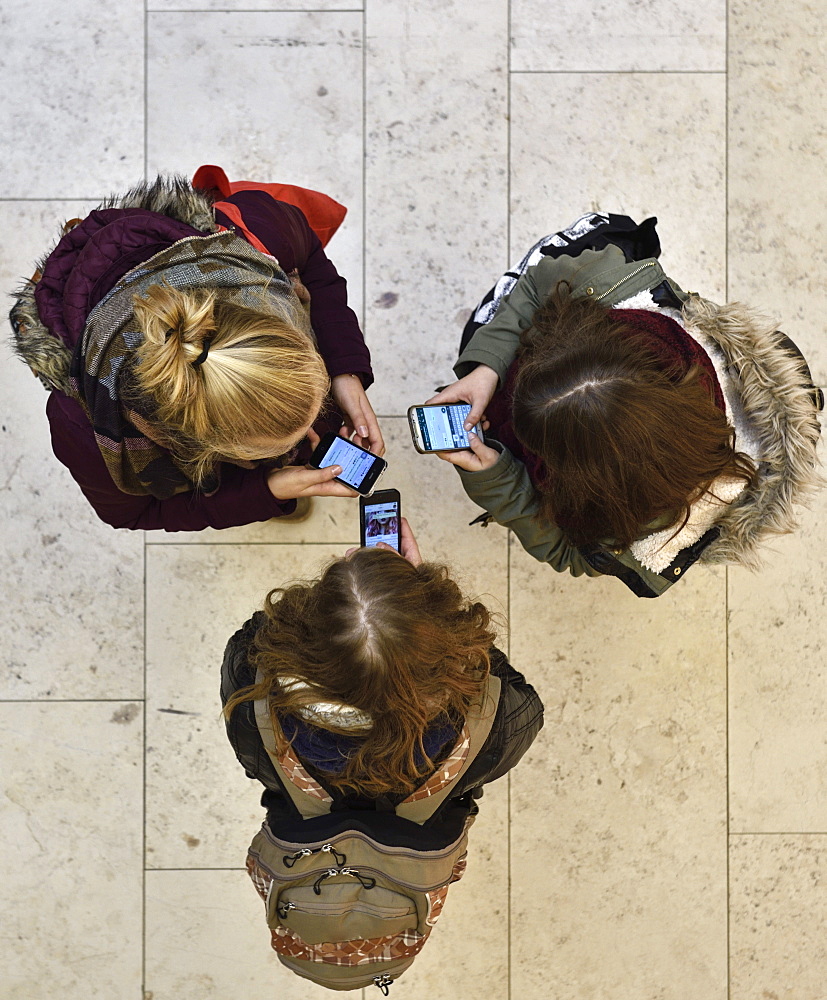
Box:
[681,294,822,569]
[9,175,217,392]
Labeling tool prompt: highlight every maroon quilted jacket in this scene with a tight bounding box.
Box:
[39,191,371,531]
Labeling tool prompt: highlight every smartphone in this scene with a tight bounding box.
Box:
[360,489,401,552]
[407,402,484,453]
[308,431,387,496]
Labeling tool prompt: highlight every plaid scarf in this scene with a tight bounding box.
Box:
[69,231,299,498]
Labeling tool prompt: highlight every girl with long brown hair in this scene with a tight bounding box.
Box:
[428,214,821,597]
[221,518,542,804]
[10,167,383,530]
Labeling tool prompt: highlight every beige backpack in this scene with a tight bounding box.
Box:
[245,673,501,993]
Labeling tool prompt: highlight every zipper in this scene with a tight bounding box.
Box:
[249,848,463,894]
[260,824,464,862]
[279,898,414,919]
[595,260,657,301]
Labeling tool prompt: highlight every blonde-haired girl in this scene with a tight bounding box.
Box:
[10,166,382,530]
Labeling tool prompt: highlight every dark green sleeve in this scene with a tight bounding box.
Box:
[456,443,601,576]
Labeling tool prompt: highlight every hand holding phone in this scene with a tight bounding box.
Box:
[435,430,499,473]
[309,431,387,496]
[267,463,357,501]
[424,364,499,431]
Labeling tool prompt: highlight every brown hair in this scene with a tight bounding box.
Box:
[512,283,757,549]
[223,548,497,798]
[132,284,329,483]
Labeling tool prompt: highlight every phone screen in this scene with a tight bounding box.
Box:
[415,404,476,451]
[318,436,380,490]
[362,499,400,550]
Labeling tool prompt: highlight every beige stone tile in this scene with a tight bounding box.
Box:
[0,1,143,197]
[0,201,144,700]
[730,835,827,999]
[145,543,345,869]
[147,11,364,321]
[508,542,727,999]
[150,0,358,8]
[510,72,727,302]
[0,702,143,1000]
[145,869,314,1000]
[728,483,827,833]
[364,0,509,415]
[511,0,726,72]
[728,1,827,384]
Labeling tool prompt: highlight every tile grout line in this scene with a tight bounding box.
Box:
[142,1,149,992]
[725,564,731,1000]
[147,7,365,11]
[361,0,367,349]
[506,2,512,991]
[360,5,366,998]
[142,531,149,995]
[511,68,725,75]
[725,8,731,999]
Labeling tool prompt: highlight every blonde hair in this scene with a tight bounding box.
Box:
[132,284,330,483]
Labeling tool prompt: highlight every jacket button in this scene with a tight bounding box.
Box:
[586,286,594,295]
[673,567,682,576]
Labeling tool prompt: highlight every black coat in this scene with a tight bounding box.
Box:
[221,613,544,826]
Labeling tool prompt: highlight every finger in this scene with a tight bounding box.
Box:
[306,427,321,450]
[424,387,460,407]
[462,401,487,431]
[435,449,478,470]
[307,464,343,484]
[399,516,423,565]
[345,546,359,557]
[467,430,488,454]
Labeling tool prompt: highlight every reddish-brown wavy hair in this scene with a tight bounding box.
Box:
[512,283,757,549]
[223,547,497,797]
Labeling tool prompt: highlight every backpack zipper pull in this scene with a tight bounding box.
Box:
[282,848,313,869]
[321,843,347,866]
[312,869,340,894]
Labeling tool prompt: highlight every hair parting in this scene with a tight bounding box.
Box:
[223,548,498,798]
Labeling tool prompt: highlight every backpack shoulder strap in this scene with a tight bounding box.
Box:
[253,673,332,819]
[253,671,502,824]
[395,673,501,824]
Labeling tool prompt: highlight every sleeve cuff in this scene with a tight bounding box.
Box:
[453,349,509,386]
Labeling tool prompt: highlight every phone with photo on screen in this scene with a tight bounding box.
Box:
[407,402,485,453]
[308,432,387,496]
[359,489,401,553]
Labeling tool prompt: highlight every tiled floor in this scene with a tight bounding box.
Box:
[1,2,825,998]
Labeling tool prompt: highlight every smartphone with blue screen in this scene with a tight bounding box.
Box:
[308,432,387,496]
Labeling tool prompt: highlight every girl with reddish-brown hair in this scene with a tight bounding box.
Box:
[428,214,821,598]
[221,518,543,802]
